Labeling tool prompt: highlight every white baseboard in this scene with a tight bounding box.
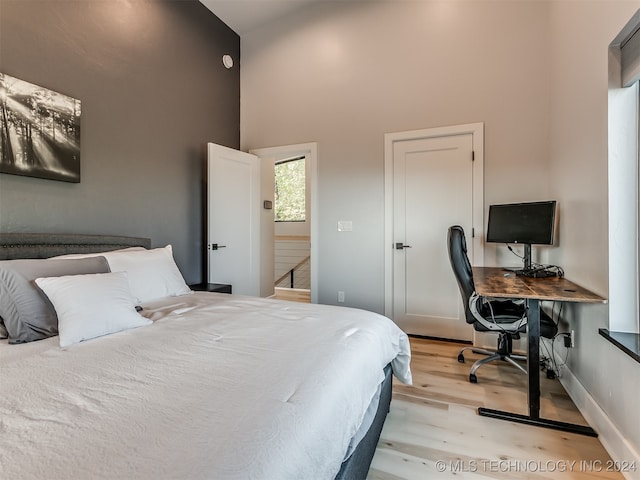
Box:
[560,368,640,480]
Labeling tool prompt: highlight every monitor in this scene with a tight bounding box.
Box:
[486,200,557,273]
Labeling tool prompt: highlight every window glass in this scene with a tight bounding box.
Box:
[275,157,305,222]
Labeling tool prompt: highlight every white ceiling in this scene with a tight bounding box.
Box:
[200,0,323,35]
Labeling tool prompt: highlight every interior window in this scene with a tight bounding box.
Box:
[275,156,305,222]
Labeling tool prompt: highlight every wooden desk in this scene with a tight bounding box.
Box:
[472,267,606,436]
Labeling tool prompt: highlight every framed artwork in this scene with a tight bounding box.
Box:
[0,73,81,183]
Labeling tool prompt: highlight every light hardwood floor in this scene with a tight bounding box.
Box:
[273,287,311,303]
[369,337,623,479]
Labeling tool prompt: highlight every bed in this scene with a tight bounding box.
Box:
[0,233,412,480]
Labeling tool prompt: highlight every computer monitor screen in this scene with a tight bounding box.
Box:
[486,201,556,245]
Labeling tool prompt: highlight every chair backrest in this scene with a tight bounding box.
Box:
[447,225,476,324]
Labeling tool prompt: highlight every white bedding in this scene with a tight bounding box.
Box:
[0,292,411,480]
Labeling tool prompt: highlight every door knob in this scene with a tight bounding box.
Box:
[210,243,227,251]
[395,243,412,250]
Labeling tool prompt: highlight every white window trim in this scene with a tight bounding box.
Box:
[608,34,640,334]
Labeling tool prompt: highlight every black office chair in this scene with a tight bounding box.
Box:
[447,225,557,383]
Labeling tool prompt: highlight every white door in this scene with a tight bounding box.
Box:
[385,124,484,339]
[207,143,261,296]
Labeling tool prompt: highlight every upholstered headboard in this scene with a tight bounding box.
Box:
[0,233,151,260]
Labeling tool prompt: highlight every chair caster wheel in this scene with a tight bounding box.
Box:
[469,374,477,383]
[457,354,465,363]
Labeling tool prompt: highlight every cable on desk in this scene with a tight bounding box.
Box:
[505,244,565,278]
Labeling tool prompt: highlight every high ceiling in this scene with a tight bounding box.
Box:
[200,0,324,35]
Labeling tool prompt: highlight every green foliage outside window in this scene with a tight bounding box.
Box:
[275,158,305,222]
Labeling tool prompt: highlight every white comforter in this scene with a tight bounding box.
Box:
[0,293,411,480]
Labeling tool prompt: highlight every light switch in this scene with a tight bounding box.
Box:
[338,221,353,232]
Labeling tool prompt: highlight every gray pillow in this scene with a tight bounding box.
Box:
[0,257,110,344]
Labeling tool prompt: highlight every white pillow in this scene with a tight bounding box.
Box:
[101,245,191,303]
[35,272,152,348]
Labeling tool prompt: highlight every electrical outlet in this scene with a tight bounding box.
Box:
[338,291,345,303]
[563,331,576,348]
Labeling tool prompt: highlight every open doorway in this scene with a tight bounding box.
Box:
[251,143,318,303]
[273,155,310,302]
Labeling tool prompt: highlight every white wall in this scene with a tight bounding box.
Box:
[241,0,552,311]
[547,1,640,467]
[242,0,640,466]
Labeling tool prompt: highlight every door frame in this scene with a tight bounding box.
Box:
[383,123,485,319]
[250,142,319,304]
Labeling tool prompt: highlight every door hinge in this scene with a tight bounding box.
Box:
[472,151,475,161]
[472,228,475,238]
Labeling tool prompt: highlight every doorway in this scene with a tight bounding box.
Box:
[384,124,484,339]
[251,143,318,303]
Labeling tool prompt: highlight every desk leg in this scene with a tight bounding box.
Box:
[527,298,541,420]
[478,299,597,437]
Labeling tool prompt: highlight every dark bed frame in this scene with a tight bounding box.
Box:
[336,364,393,480]
[0,232,393,480]
[0,233,151,259]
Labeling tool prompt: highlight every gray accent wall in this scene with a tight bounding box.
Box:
[0,0,240,283]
